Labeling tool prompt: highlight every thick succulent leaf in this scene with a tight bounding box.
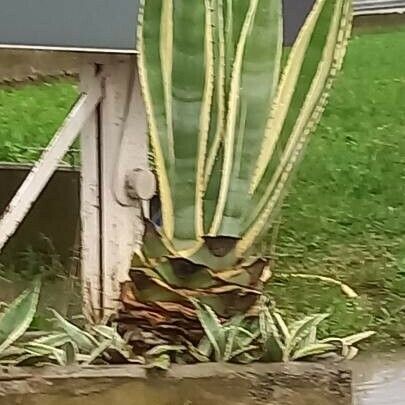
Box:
[0,346,26,360]
[321,331,375,347]
[223,315,246,360]
[217,259,269,287]
[259,306,284,362]
[273,312,290,341]
[291,343,336,361]
[155,259,219,289]
[145,344,185,357]
[145,353,171,370]
[199,286,259,317]
[340,331,375,346]
[277,274,359,298]
[0,279,40,354]
[138,0,174,238]
[187,340,211,362]
[193,301,225,361]
[224,326,239,361]
[344,346,359,360]
[234,351,261,364]
[204,0,226,189]
[197,336,213,359]
[152,256,268,290]
[2,353,42,366]
[187,242,239,271]
[30,333,71,348]
[85,339,114,365]
[23,341,65,362]
[300,326,318,349]
[92,325,117,340]
[239,0,352,254]
[230,344,259,361]
[171,0,214,248]
[210,0,283,238]
[286,313,329,356]
[50,309,98,353]
[210,0,258,236]
[141,220,175,260]
[130,267,258,317]
[62,341,77,366]
[203,151,224,233]
[228,326,259,362]
[129,268,190,303]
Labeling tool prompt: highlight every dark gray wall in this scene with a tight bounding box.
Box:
[0,0,140,51]
[283,0,315,46]
[0,166,80,265]
[0,0,314,51]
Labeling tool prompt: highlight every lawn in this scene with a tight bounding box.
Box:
[0,80,78,163]
[269,28,405,349]
[1,28,405,349]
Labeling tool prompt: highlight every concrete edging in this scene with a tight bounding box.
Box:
[0,362,352,405]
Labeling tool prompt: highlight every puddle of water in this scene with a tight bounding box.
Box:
[353,351,405,405]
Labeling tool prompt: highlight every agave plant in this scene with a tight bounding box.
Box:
[119,0,353,351]
[258,304,375,362]
[188,299,374,364]
[0,284,142,367]
[0,279,40,358]
[189,300,260,363]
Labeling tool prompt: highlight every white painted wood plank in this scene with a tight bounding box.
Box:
[80,63,102,323]
[0,78,102,252]
[114,61,150,206]
[99,57,145,319]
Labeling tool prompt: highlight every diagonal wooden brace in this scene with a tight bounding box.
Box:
[0,75,102,252]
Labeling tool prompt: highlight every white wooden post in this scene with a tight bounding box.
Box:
[80,55,151,322]
[80,63,103,322]
[0,54,151,323]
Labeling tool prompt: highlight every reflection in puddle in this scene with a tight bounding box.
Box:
[353,352,405,405]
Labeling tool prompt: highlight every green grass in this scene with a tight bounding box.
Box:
[268,29,405,349]
[1,29,405,350]
[0,79,78,163]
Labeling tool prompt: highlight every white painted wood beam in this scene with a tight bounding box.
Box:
[0,77,102,252]
[80,64,103,323]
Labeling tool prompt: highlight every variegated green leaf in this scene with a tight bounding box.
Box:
[138,0,174,239]
[145,353,171,370]
[197,335,213,360]
[85,339,113,365]
[193,300,225,361]
[210,0,283,238]
[62,341,77,366]
[50,309,98,353]
[239,0,352,254]
[230,344,259,361]
[0,279,40,354]
[344,346,359,360]
[286,313,329,357]
[145,344,185,357]
[291,343,336,361]
[259,307,285,362]
[340,331,375,346]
